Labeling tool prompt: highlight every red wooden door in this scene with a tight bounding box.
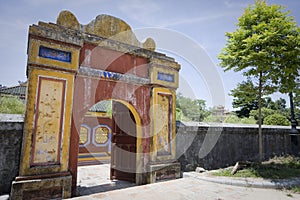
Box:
[110,101,136,182]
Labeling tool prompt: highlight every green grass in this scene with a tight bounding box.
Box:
[212,156,300,180]
[291,186,300,194]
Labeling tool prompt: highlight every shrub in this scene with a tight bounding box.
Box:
[224,114,256,124]
[240,116,256,124]
[0,95,25,114]
[264,113,290,126]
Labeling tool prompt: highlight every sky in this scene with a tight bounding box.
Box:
[0,0,300,110]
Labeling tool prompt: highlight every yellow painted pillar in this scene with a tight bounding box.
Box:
[10,23,82,199]
[148,57,181,183]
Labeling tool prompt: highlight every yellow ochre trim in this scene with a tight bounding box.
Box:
[150,67,179,88]
[85,111,107,117]
[19,68,75,176]
[28,38,79,72]
[151,87,176,162]
[78,156,110,162]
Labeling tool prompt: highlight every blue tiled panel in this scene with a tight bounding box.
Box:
[38,46,72,63]
[157,72,174,83]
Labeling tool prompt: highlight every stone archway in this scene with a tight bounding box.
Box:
[11,11,181,199]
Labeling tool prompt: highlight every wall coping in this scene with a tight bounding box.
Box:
[177,121,299,130]
[0,114,24,122]
[0,116,297,130]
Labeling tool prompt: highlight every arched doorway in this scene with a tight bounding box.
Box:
[69,67,147,194]
[78,100,113,166]
[110,101,137,182]
[76,100,140,195]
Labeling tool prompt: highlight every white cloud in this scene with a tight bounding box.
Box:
[118,0,241,28]
[159,11,236,28]
[118,0,161,25]
[224,0,249,8]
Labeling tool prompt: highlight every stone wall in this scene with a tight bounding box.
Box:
[0,116,299,194]
[176,122,298,171]
[0,114,23,194]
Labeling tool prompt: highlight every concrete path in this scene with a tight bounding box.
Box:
[73,176,300,200]
[73,164,300,200]
[1,164,299,199]
[184,171,300,189]
[76,164,136,196]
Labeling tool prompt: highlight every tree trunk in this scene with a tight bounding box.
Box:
[258,71,263,163]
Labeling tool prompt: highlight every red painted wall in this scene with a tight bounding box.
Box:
[69,45,151,194]
[79,44,149,78]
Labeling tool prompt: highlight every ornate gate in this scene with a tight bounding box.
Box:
[11,10,181,199]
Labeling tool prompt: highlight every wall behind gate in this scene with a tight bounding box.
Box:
[0,114,23,194]
[176,122,297,171]
[0,116,299,194]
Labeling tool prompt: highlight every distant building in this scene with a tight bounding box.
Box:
[0,82,27,100]
[212,105,231,122]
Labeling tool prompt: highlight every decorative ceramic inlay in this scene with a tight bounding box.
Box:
[39,46,72,63]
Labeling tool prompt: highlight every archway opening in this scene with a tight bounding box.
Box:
[76,100,138,196]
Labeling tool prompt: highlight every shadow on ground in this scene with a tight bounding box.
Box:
[76,180,136,196]
[76,164,136,197]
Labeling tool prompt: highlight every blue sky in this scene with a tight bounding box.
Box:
[0,0,299,109]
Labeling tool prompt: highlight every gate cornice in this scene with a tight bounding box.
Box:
[29,11,180,71]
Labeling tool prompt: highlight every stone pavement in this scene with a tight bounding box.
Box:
[76,164,136,196]
[184,171,300,189]
[72,164,300,200]
[1,164,300,200]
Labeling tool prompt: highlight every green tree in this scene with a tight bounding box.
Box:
[240,117,257,124]
[203,114,223,123]
[273,98,286,112]
[224,114,256,124]
[230,79,287,118]
[223,114,240,123]
[230,80,259,118]
[176,93,210,121]
[219,0,300,161]
[264,97,276,110]
[176,107,183,121]
[294,78,300,108]
[0,95,25,114]
[250,107,277,123]
[264,113,290,126]
[106,100,112,118]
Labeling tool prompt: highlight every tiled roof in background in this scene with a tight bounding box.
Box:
[0,84,26,98]
[89,100,111,113]
[0,83,112,113]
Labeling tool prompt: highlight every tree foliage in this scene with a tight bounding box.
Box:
[176,107,183,121]
[219,1,299,90]
[219,0,300,161]
[250,107,276,123]
[231,79,288,118]
[203,114,223,123]
[223,114,256,124]
[230,80,259,117]
[264,97,286,112]
[264,113,290,126]
[0,95,25,114]
[294,78,300,108]
[219,0,300,99]
[176,93,210,121]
